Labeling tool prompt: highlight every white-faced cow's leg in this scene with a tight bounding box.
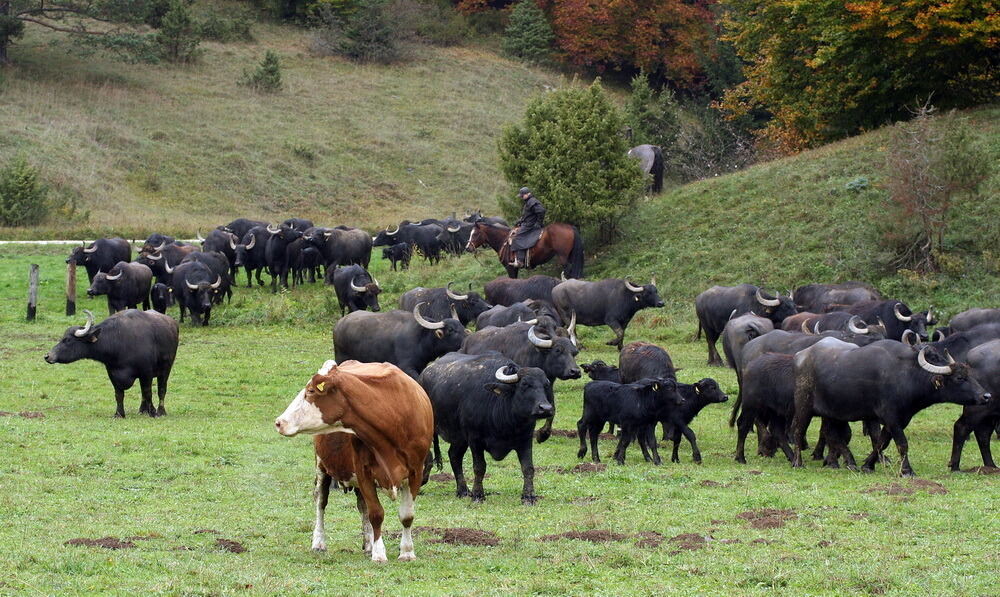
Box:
[355,489,374,555]
[311,467,332,552]
[398,487,416,561]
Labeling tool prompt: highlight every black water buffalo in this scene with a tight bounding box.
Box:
[484,275,560,307]
[282,218,314,232]
[552,278,664,350]
[382,242,411,271]
[44,309,178,418]
[461,321,580,443]
[198,229,238,279]
[947,308,1000,333]
[399,283,491,327]
[141,233,178,253]
[619,341,676,383]
[420,353,552,504]
[791,338,991,476]
[181,251,232,303]
[695,284,796,366]
[332,264,381,315]
[306,226,373,270]
[721,313,774,372]
[171,261,226,326]
[265,224,304,290]
[87,261,152,315]
[67,238,132,284]
[793,282,881,313]
[136,243,197,284]
[581,360,620,382]
[282,237,309,287]
[219,218,267,241]
[463,210,508,227]
[333,303,467,379]
[577,378,681,465]
[293,243,323,286]
[436,220,473,255]
[735,353,797,464]
[949,339,1000,470]
[150,282,174,314]
[658,379,729,464]
[474,300,564,333]
[913,323,1000,362]
[373,223,444,264]
[812,313,886,338]
[233,227,269,287]
[847,300,933,341]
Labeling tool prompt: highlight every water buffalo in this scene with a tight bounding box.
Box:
[735,353,797,464]
[136,243,197,284]
[552,278,664,350]
[87,261,152,315]
[382,242,411,271]
[282,218,314,232]
[306,226,373,270]
[332,264,381,315]
[399,283,491,327]
[484,275,560,307]
[578,378,681,465]
[847,300,933,341]
[198,229,238,279]
[150,282,174,314]
[475,299,564,333]
[171,260,226,326]
[181,251,232,303]
[721,313,774,372]
[218,218,267,241]
[233,226,269,288]
[793,282,881,313]
[695,284,796,366]
[265,224,304,291]
[67,238,132,284]
[947,308,1000,333]
[373,223,444,265]
[949,340,1000,470]
[44,309,178,418]
[619,341,676,383]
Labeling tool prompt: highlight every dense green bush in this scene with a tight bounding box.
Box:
[156,0,201,63]
[239,50,283,92]
[623,73,680,151]
[197,13,254,42]
[497,81,645,244]
[400,0,470,46]
[312,0,402,64]
[0,156,48,227]
[501,1,553,63]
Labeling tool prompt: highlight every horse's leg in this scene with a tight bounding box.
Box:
[505,264,519,279]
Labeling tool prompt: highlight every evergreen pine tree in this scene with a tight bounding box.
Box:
[0,156,48,227]
[623,72,679,150]
[240,50,283,92]
[502,1,553,63]
[156,0,201,63]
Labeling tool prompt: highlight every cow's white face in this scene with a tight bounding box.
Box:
[275,360,355,437]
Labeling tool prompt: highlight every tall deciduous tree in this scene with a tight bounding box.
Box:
[497,80,645,244]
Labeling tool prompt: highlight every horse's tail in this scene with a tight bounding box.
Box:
[651,145,664,193]
[565,226,584,279]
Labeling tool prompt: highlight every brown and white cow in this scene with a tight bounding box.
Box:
[274,359,434,562]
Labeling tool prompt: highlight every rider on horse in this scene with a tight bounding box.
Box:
[509,187,546,267]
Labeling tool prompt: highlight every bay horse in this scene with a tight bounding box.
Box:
[466,219,584,279]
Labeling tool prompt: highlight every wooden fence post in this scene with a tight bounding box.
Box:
[66,259,77,316]
[27,264,39,321]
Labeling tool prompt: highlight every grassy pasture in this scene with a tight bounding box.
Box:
[1,246,997,596]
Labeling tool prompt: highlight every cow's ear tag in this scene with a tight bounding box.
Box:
[634,296,640,302]
[435,330,444,339]
[932,376,943,390]
[493,388,503,395]
[316,382,326,392]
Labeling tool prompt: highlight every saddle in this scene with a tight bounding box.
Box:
[502,227,546,268]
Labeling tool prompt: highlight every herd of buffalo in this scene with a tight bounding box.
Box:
[38,214,1000,560]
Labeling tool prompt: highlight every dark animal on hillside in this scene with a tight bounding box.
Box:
[282,218,314,232]
[373,223,444,265]
[332,265,382,315]
[619,341,676,383]
[735,353,797,464]
[181,251,232,303]
[793,282,881,313]
[466,218,584,279]
[136,243,197,284]
[382,242,411,271]
[282,237,311,286]
[87,261,152,315]
[811,313,885,337]
[44,309,178,418]
[420,353,552,504]
[907,323,1000,362]
[949,340,1000,470]
[232,227,269,288]
[141,233,182,254]
[846,300,934,341]
[333,304,467,379]
[577,378,681,465]
[67,238,131,284]
[436,220,473,255]
[463,210,508,227]
[265,224,303,291]
[657,379,729,464]
[170,261,226,326]
[275,359,434,562]
[695,284,797,366]
[484,275,561,307]
[218,218,267,241]
[474,299,565,334]
[948,308,1000,333]
[398,283,492,327]
[305,227,373,270]
[150,282,174,314]
[461,322,580,443]
[552,278,664,350]
[781,312,821,333]
[722,313,774,372]
[791,338,991,476]
[198,229,238,279]
[581,360,621,383]
[297,245,323,285]
[627,144,664,193]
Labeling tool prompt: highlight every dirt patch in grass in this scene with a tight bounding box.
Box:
[549,429,616,441]
[216,538,246,553]
[194,529,221,534]
[429,473,454,482]
[751,538,775,545]
[965,466,1000,475]
[571,496,598,505]
[910,479,948,494]
[428,527,500,547]
[737,508,797,529]
[538,530,629,543]
[699,480,726,487]
[65,537,135,549]
[849,512,871,520]
[635,531,664,548]
[559,463,607,474]
[818,540,833,547]
[863,480,947,496]
[669,533,708,553]
[0,411,44,419]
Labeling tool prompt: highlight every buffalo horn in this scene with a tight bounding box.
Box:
[350,277,368,293]
[756,288,780,307]
[146,252,162,261]
[450,304,459,321]
[267,224,280,234]
[945,349,956,365]
[229,234,238,250]
[801,320,813,334]
[917,347,952,375]
[932,329,946,342]
[104,268,123,281]
[650,276,656,287]
[518,315,539,325]
[197,231,205,243]
[445,281,469,301]
[447,225,461,233]
[567,310,577,347]
[926,307,936,325]
[73,310,96,337]
[385,225,399,236]
[901,329,919,346]
[624,278,644,293]
[495,366,519,384]
[155,241,166,251]
[813,321,822,334]
[245,235,256,250]
[82,243,98,254]
[527,325,553,349]
[210,275,222,289]
[186,279,199,290]
[847,316,868,335]
[561,272,567,282]
[729,308,738,321]
[893,303,912,322]
[163,260,174,274]
[372,275,380,289]
[413,303,444,330]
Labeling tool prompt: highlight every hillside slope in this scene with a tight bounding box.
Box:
[0,19,561,237]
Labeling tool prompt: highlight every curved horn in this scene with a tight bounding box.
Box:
[932,329,946,342]
[163,260,174,274]
[926,307,936,325]
[445,282,469,301]
[197,231,205,243]
[945,349,956,366]
[413,303,444,330]
[801,319,813,334]
[447,225,461,233]
[267,224,280,234]
[729,308,738,321]
[567,310,577,347]
[495,366,519,384]
[518,315,539,325]
[186,279,199,290]
[650,276,656,287]
[82,243,98,254]
[450,304,459,321]
[893,303,912,322]
[385,224,399,236]
[245,235,256,250]
[155,241,166,251]
[372,275,380,289]
[847,316,868,335]
[527,325,553,349]
[104,268,123,281]
[624,278,644,293]
[73,310,96,337]
[901,329,918,346]
[917,346,952,375]
[210,275,222,289]
[146,252,162,261]
[814,321,822,334]
[228,234,237,250]
[350,277,368,293]
[756,288,780,307]
[561,272,567,282]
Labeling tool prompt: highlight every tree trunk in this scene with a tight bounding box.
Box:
[0,1,9,65]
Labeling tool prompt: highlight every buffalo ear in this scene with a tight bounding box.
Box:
[483,383,510,396]
[932,375,944,390]
[86,328,101,343]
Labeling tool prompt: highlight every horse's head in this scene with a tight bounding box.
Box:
[465,221,486,252]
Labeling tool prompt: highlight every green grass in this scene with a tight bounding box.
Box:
[2,247,998,596]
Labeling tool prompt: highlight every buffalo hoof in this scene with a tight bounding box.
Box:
[735,456,747,464]
[822,461,840,469]
[811,452,825,461]
[156,407,167,416]
[470,492,485,503]
[693,457,703,465]
[521,495,538,506]
[455,488,470,499]
[114,412,125,419]
[846,464,859,472]
[860,466,875,473]
[652,458,662,466]
[576,448,586,459]
[900,471,916,478]
[671,456,680,464]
